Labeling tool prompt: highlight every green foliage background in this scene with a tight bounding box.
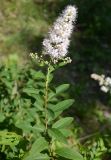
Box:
[0,0,111,159]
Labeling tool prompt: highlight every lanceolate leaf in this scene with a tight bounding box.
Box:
[15,121,45,133]
[59,129,72,137]
[23,137,49,160]
[48,99,74,112]
[24,153,50,160]
[23,88,40,95]
[48,84,70,100]
[29,137,48,154]
[52,117,73,129]
[30,70,45,79]
[55,147,84,160]
[56,84,70,94]
[48,128,67,144]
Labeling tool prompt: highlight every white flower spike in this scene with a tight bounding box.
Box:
[42,5,77,61]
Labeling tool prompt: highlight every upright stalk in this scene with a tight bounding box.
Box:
[44,64,50,133]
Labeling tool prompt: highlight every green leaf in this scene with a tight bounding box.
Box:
[30,137,48,153]
[49,99,74,112]
[34,102,43,111]
[35,95,44,106]
[55,147,84,160]
[47,109,55,122]
[15,121,44,133]
[48,84,70,100]
[30,70,45,79]
[52,117,73,129]
[0,131,21,147]
[23,88,39,95]
[24,153,50,160]
[56,84,70,94]
[37,82,45,87]
[60,129,72,137]
[24,137,49,160]
[48,128,67,144]
[0,112,5,122]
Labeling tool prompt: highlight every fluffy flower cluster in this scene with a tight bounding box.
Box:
[42,5,77,61]
[91,73,111,93]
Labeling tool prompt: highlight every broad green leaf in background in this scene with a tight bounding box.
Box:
[55,147,84,160]
[52,117,73,129]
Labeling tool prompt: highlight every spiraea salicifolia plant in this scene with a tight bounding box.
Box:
[0,5,83,160]
[91,73,111,93]
[27,5,84,160]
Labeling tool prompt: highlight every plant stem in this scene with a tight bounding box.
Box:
[44,65,50,133]
[44,65,56,159]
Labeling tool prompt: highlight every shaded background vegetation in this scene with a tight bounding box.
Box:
[0,0,111,159]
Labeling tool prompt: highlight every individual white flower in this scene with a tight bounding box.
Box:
[105,77,111,86]
[91,73,105,86]
[100,86,109,93]
[42,5,77,61]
